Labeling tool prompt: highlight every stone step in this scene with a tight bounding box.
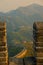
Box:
[36,52,43,57]
[37,63,43,65]
[36,57,43,63]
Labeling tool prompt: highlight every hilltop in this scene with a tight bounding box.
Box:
[0,4,43,57]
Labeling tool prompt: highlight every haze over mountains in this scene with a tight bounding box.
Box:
[0,4,43,26]
[0,4,43,57]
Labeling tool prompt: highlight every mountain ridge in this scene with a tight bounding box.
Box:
[0,4,43,57]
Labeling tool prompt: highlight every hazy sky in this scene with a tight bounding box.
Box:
[0,0,43,12]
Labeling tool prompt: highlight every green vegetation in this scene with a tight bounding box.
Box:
[0,4,43,57]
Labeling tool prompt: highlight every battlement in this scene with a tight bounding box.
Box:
[0,22,8,65]
[33,22,43,65]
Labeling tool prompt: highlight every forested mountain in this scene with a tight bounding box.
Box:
[0,4,43,57]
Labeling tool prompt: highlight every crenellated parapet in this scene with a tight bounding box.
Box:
[0,22,8,65]
[33,22,43,65]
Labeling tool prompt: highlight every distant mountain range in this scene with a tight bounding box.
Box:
[0,4,43,25]
[0,4,43,57]
[0,4,43,26]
